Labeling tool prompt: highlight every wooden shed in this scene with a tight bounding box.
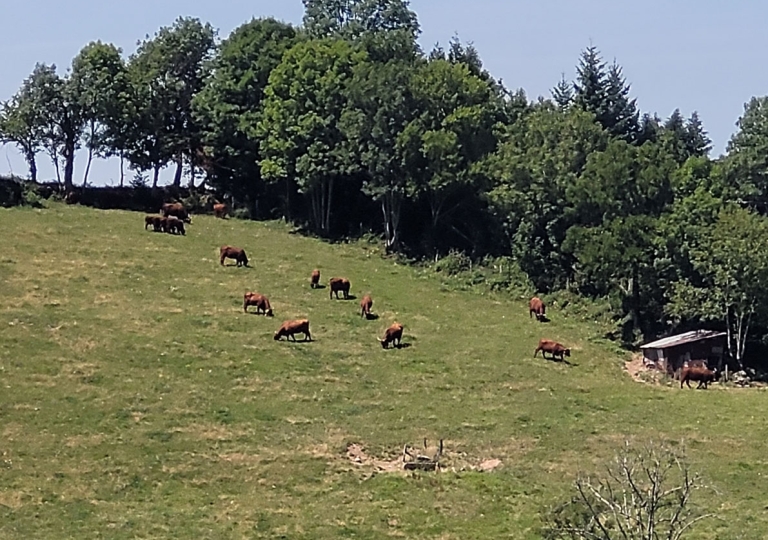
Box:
[640,330,726,375]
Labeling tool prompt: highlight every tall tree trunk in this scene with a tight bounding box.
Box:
[324,176,334,232]
[82,145,94,187]
[284,177,292,222]
[172,156,183,188]
[82,120,95,187]
[25,149,37,182]
[63,137,76,190]
[152,165,160,188]
[119,152,125,187]
[382,189,402,251]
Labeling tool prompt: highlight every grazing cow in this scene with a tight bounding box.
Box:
[310,269,320,289]
[534,338,571,361]
[360,294,373,318]
[329,277,351,299]
[161,202,191,223]
[145,214,160,231]
[213,203,227,219]
[159,216,169,233]
[680,365,718,389]
[274,319,311,341]
[220,245,248,267]
[166,216,185,235]
[243,292,273,316]
[529,297,546,321]
[379,322,404,349]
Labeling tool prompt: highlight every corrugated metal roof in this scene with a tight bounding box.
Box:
[640,330,726,350]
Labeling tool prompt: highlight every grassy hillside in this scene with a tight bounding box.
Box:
[0,203,765,539]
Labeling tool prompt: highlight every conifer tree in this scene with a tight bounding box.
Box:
[551,74,573,110]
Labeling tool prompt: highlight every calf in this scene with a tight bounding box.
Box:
[529,296,546,321]
[379,322,404,349]
[220,245,248,267]
[243,292,273,316]
[161,202,192,223]
[534,338,571,362]
[213,203,227,219]
[274,319,311,342]
[680,365,718,389]
[329,277,351,299]
[360,294,373,318]
[166,216,185,235]
[310,269,320,289]
[145,215,156,230]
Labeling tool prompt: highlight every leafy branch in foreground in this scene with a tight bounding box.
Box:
[543,442,713,540]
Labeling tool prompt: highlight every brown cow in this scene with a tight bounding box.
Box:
[145,214,162,231]
[213,203,227,219]
[220,246,248,267]
[379,322,404,349]
[529,297,546,321]
[534,339,571,361]
[166,216,185,235]
[274,319,311,342]
[310,269,320,289]
[329,277,351,299]
[161,202,191,223]
[360,294,373,318]
[243,292,273,316]
[680,365,718,389]
[158,216,169,233]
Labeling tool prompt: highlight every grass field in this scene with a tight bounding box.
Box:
[0,203,766,539]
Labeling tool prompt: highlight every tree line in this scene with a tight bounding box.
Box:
[4,0,768,364]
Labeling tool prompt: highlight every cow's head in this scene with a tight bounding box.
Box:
[564,349,571,357]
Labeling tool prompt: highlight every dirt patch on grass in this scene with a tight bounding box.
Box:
[625,354,665,385]
[341,441,510,474]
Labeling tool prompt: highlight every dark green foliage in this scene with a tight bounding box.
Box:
[302,0,420,40]
[126,17,216,187]
[551,74,573,110]
[193,18,300,208]
[573,46,639,143]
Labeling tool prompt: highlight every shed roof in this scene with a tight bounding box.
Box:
[640,330,726,350]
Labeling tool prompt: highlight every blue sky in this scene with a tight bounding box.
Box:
[1,0,766,185]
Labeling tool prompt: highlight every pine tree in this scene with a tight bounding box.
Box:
[637,112,660,145]
[573,45,608,121]
[604,62,639,142]
[573,46,640,143]
[552,74,573,110]
[684,111,711,157]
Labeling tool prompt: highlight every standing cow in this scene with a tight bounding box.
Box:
[534,339,570,362]
[680,365,718,389]
[220,246,248,267]
[161,202,191,224]
[529,297,546,321]
[274,319,312,342]
[310,269,320,289]
[379,322,404,349]
[360,294,373,318]
[329,277,351,299]
[213,203,227,219]
[243,292,273,316]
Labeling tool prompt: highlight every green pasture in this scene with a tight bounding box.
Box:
[0,204,765,539]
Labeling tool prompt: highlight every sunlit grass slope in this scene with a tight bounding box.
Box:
[0,203,765,539]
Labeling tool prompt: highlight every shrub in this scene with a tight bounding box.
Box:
[434,250,472,276]
[542,441,713,540]
[21,182,44,208]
